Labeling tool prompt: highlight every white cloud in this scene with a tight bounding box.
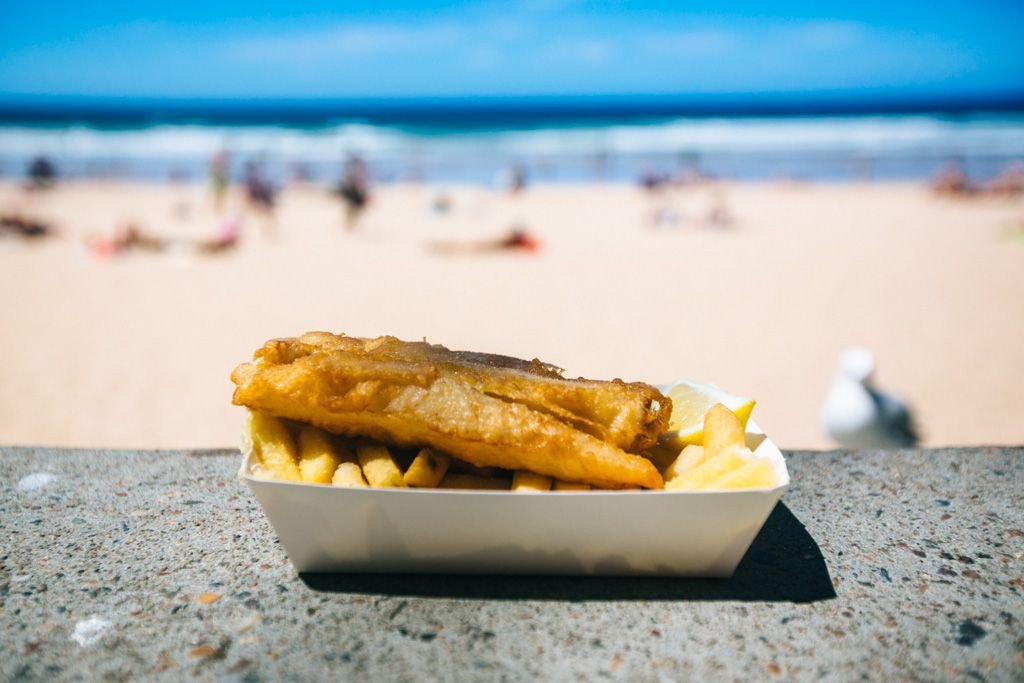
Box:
[559,38,615,65]
[466,45,501,72]
[645,28,740,57]
[517,0,580,13]
[225,22,462,64]
[643,21,867,59]
[784,21,866,50]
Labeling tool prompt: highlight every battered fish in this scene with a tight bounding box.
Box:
[231,333,670,489]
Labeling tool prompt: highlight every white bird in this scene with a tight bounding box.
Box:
[820,347,919,449]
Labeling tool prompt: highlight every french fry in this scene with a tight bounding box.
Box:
[332,461,369,487]
[356,442,406,487]
[511,471,552,492]
[703,403,745,460]
[439,473,509,490]
[707,458,776,490]
[663,445,705,484]
[666,446,751,491]
[553,479,591,491]
[297,426,341,484]
[248,411,301,481]
[403,448,451,488]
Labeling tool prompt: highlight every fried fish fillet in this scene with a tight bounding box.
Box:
[230,333,670,489]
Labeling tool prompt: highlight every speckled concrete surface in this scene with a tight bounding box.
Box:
[2,447,1022,681]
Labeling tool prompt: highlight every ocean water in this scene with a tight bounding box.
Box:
[1,107,1022,184]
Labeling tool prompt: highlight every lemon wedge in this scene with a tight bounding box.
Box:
[664,379,756,447]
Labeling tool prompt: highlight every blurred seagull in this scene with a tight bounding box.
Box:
[820,347,919,448]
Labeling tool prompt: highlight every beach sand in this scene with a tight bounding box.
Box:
[1,179,1022,450]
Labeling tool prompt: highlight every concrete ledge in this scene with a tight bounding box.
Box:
[2,447,1022,680]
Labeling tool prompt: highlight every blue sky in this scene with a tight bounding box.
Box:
[0,1,1021,101]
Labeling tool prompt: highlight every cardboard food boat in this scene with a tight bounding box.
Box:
[240,403,788,577]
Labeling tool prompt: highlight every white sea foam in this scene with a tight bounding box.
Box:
[0,123,413,161]
[1,115,1022,180]
[2,115,1022,160]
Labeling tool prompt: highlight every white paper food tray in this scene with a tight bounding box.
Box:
[239,417,788,578]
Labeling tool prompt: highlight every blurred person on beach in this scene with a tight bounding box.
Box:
[642,164,680,228]
[209,150,230,209]
[984,162,1024,199]
[639,166,670,192]
[1,213,54,239]
[431,192,453,215]
[509,163,528,194]
[336,154,371,229]
[87,222,169,258]
[195,213,243,255]
[244,160,276,214]
[705,190,735,228]
[27,156,57,191]
[426,226,541,255]
[494,163,528,194]
[87,214,243,258]
[931,160,976,197]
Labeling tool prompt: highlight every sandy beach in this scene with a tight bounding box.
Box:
[1,179,1021,450]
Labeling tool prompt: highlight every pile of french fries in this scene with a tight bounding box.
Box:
[662,404,777,491]
[244,411,590,491]
[243,402,778,492]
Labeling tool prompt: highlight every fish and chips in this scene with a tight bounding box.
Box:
[232,332,779,492]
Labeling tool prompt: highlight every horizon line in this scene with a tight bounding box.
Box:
[1,90,1023,125]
